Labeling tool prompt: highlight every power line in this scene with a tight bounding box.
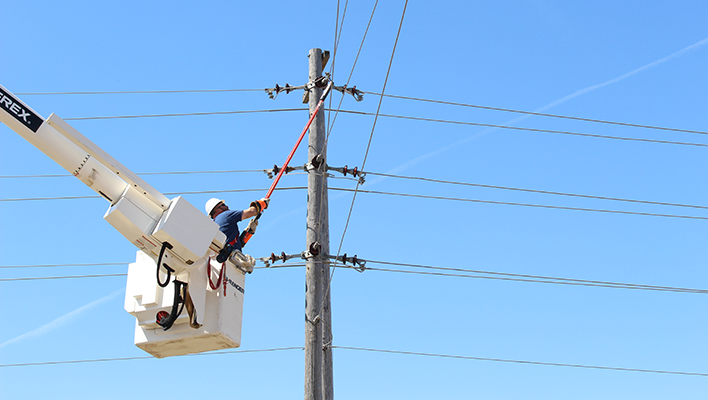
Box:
[328,187,708,221]
[325,0,379,140]
[17,87,708,138]
[3,253,701,295]
[7,168,708,214]
[18,87,708,139]
[16,89,264,95]
[21,107,706,147]
[0,347,303,368]
[336,0,409,260]
[363,92,708,137]
[363,172,708,211]
[5,259,702,296]
[256,259,705,294]
[330,0,349,82]
[3,186,708,221]
[0,262,125,269]
[332,346,708,377]
[0,187,306,202]
[63,108,307,121]
[0,262,307,270]
[0,170,263,179]
[3,340,703,377]
[333,110,708,148]
[1,264,307,281]
[0,274,126,282]
[359,260,707,294]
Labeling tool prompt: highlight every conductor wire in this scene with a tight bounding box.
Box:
[363,92,708,137]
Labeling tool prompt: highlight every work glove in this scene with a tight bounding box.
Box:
[245,218,258,234]
[250,198,270,214]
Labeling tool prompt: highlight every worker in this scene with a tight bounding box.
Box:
[205,197,269,265]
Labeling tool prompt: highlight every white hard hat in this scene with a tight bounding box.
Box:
[205,198,224,217]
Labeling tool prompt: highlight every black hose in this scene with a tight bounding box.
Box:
[156,242,174,288]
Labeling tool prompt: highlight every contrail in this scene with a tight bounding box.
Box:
[382,35,708,175]
[0,288,124,349]
[537,36,708,113]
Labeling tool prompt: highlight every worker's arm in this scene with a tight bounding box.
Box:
[241,198,269,220]
[241,206,258,220]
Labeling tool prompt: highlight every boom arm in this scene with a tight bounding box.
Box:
[0,84,222,274]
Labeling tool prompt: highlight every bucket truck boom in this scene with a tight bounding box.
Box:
[0,84,247,358]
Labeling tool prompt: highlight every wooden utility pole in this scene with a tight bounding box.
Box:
[304,47,333,400]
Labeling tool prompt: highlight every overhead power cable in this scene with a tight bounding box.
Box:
[363,172,708,211]
[0,347,303,368]
[4,258,702,295]
[63,108,307,121]
[0,274,126,282]
[18,87,708,138]
[358,259,707,294]
[32,108,707,147]
[328,187,708,221]
[0,187,306,202]
[336,0,409,258]
[365,267,704,293]
[363,92,708,137]
[329,0,349,82]
[16,89,263,95]
[255,258,705,295]
[0,262,125,269]
[326,0,379,140]
[324,1,408,336]
[6,168,708,213]
[3,186,708,221]
[0,170,262,179]
[4,256,701,295]
[333,110,708,148]
[332,346,708,377]
[2,265,311,281]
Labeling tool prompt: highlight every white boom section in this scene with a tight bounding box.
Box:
[0,84,129,204]
[46,114,170,210]
[0,83,225,273]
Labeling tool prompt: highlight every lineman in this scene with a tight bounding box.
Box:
[205,197,269,267]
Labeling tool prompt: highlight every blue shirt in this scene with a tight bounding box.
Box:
[214,209,244,250]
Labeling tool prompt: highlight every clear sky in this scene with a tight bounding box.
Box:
[2,1,708,399]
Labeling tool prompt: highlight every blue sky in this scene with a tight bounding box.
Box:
[2,1,708,399]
